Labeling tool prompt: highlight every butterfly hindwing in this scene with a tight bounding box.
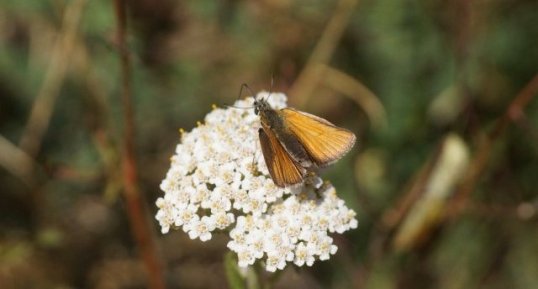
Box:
[258,126,305,187]
[280,108,356,167]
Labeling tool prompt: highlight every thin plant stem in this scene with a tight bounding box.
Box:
[447,73,538,217]
[0,134,37,186]
[321,64,387,129]
[289,0,359,107]
[19,0,87,156]
[113,1,166,288]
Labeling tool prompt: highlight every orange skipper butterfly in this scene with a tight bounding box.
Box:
[253,96,356,187]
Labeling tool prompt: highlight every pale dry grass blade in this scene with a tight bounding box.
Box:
[19,0,88,156]
[322,65,387,129]
[289,0,359,106]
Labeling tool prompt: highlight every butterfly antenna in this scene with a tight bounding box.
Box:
[222,83,256,109]
[265,74,275,102]
[238,83,256,101]
[225,104,252,109]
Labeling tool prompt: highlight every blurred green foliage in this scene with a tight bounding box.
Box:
[1,0,537,288]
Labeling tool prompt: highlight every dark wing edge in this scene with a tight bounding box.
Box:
[258,128,305,187]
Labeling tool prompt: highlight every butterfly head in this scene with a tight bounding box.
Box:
[253,97,271,115]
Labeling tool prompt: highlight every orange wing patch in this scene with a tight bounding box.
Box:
[258,126,305,187]
[280,108,356,167]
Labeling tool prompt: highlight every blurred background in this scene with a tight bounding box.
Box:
[1,0,538,288]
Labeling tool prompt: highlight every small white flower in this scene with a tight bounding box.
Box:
[156,92,358,271]
[187,215,216,241]
[294,242,316,266]
[214,211,235,229]
[316,235,338,260]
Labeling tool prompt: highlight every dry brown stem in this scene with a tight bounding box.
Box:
[448,74,538,217]
[113,1,166,288]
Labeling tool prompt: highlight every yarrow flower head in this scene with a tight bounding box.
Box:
[156,92,358,272]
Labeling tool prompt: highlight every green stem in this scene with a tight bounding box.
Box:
[246,265,260,289]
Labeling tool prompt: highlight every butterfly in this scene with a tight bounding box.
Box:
[254,96,356,187]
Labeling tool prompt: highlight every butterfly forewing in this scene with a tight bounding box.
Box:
[258,126,305,187]
[280,108,356,167]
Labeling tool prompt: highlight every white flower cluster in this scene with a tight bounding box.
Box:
[156,92,358,271]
